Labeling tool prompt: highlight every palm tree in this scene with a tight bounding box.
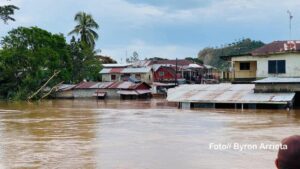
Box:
[68,12,99,48]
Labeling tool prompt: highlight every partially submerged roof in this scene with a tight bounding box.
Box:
[74,81,151,90]
[254,77,300,84]
[57,84,76,91]
[167,84,295,104]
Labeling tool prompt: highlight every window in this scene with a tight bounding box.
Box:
[121,74,130,81]
[268,60,286,74]
[135,74,141,80]
[111,74,116,80]
[159,71,165,76]
[239,62,250,70]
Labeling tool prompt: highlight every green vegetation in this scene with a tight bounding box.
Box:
[96,55,117,64]
[0,0,19,23]
[0,11,102,100]
[185,57,203,65]
[126,51,140,63]
[0,27,71,100]
[198,38,265,70]
[69,36,102,83]
[68,12,99,48]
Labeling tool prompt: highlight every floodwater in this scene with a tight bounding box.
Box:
[0,99,299,169]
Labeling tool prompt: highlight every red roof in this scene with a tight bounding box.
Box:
[74,82,97,89]
[251,40,300,56]
[74,81,151,90]
[149,59,193,66]
[109,68,124,73]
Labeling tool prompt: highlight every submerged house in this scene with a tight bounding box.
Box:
[224,41,300,83]
[167,83,295,109]
[100,64,153,84]
[55,81,152,99]
[100,59,217,84]
[169,40,300,109]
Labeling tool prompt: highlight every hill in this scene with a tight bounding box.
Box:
[198,38,265,70]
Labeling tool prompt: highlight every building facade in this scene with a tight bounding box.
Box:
[228,41,300,82]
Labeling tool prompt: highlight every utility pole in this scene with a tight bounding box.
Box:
[175,58,178,86]
[287,10,293,40]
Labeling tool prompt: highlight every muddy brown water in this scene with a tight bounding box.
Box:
[0,99,299,169]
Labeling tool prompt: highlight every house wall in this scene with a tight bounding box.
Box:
[233,61,257,79]
[72,89,120,98]
[139,73,153,84]
[153,67,175,81]
[54,90,74,99]
[102,72,153,83]
[102,74,122,82]
[232,53,300,79]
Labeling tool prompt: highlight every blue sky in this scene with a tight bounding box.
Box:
[1,0,300,62]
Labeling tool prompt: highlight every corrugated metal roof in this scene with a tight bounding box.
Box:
[102,63,131,68]
[254,77,300,84]
[74,82,98,89]
[131,60,152,67]
[100,67,151,74]
[99,68,111,74]
[121,67,151,73]
[188,64,204,69]
[74,81,151,90]
[90,82,114,89]
[110,68,124,73]
[167,84,295,104]
[58,84,76,91]
[251,40,300,56]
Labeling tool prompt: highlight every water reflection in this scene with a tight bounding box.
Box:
[0,99,299,169]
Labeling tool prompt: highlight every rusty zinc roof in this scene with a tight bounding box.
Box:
[74,81,151,90]
[251,40,300,56]
[74,82,98,89]
[167,84,295,104]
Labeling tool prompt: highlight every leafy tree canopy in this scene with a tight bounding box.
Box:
[68,12,99,48]
[185,57,203,65]
[126,51,139,63]
[95,55,117,64]
[0,26,71,100]
[0,0,19,23]
[69,36,102,83]
[198,38,265,70]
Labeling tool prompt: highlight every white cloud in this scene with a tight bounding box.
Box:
[2,0,300,59]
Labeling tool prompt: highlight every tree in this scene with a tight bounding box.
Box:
[95,55,117,64]
[145,57,167,61]
[69,36,102,83]
[126,51,139,63]
[198,38,265,70]
[0,0,19,23]
[185,57,203,65]
[68,12,99,48]
[0,27,71,100]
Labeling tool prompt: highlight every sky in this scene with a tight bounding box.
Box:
[1,0,300,63]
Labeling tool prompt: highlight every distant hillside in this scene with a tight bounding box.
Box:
[198,38,265,70]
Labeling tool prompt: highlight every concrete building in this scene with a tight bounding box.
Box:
[224,41,300,83]
[100,64,153,84]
